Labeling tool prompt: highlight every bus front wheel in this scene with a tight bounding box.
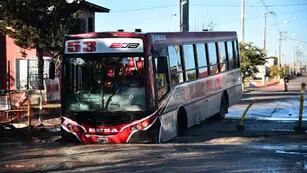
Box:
[61,127,78,143]
[177,108,187,136]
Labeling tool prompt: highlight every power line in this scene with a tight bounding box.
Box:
[110,2,307,13]
[112,5,177,12]
[259,0,281,32]
[267,3,307,7]
[190,2,307,7]
[286,36,307,44]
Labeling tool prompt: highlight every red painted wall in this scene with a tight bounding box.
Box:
[0,34,6,90]
[5,36,37,90]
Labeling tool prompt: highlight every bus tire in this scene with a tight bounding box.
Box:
[177,108,187,136]
[61,127,78,143]
[215,93,228,120]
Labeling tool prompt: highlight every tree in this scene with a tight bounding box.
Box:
[240,42,266,83]
[269,65,290,91]
[269,65,280,79]
[269,65,290,79]
[0,0,82,89]
[268,56,278,65]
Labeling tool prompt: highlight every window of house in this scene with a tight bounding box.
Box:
[196,44,209,78]
[88,17,94,32]
[182,44,196,81]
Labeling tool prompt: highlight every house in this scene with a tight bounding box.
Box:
[0,1,109,91]
[255,57,277,80]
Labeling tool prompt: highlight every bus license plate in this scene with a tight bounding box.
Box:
[98,136,108,143]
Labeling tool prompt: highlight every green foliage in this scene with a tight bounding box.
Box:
[240,42,266,82]
[280,66,290,78]
[269,65,280,78]
[269,65,290,79]
[268,56,278,65]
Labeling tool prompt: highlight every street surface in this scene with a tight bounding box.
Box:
[228,75,307,121]
[0,73,307,173]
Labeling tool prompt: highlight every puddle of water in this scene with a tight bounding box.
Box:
[11,123,28,128]
[275,150,301,155]
[252,144,307,156]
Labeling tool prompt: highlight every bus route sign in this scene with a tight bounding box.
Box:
[64,38,144,54]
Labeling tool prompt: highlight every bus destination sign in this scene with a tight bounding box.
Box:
[65,38,144,54]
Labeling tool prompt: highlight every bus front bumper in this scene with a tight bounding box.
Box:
[61,115,159,144]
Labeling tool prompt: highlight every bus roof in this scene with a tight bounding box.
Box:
[147,31,237,44]
[66,31,237,44]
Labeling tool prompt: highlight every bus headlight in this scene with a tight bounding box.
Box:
[67,123,86,133]
[141,120,149,128]
[131,119,150,131]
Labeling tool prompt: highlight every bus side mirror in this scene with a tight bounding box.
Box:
[49,61,55,79]
[157,56,168,73]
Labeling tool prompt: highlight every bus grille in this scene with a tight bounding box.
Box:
[75,113,132,126]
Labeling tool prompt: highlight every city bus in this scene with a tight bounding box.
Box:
[61,31,242,144]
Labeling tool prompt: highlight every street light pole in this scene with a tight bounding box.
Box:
[278,31,287,66]
[263,12,274,52]
[278,32,282,66]
[241,0,245,41]
[180,0,189,32]
[264,12,267,51]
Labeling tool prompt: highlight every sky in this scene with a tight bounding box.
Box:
[88,0,307,65]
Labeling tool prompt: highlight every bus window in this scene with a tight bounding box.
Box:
[168,45,184,85]
[182,44,196,81]
[218,42,227,72]
[153,46,170,101]
[195,44,209,78]
[207,42,219,75]
[227,41,235,69]
[234,41,240,68]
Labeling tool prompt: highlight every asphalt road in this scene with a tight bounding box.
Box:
[1,73,307,173]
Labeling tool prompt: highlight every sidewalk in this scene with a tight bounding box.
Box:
[253,82,285,92]
[245,80,285,92]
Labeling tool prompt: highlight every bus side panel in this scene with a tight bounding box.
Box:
[225,70,242,107]
[159,110,178,142]
[159,70,242,142]
[227,85,242,107]
[184,101,201,128]
[159,86,186,142]
[208,92,223,117]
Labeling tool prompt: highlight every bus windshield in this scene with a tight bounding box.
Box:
[64,56,145,113]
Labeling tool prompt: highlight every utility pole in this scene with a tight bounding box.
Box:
[278,32,282,66]
[263,12,273,51]
[240,0,245,41]
[278,31,287,66]
[264,12,267,51]
[180,0,189,32]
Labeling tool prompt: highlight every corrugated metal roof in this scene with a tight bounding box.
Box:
[80,1,110,13]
